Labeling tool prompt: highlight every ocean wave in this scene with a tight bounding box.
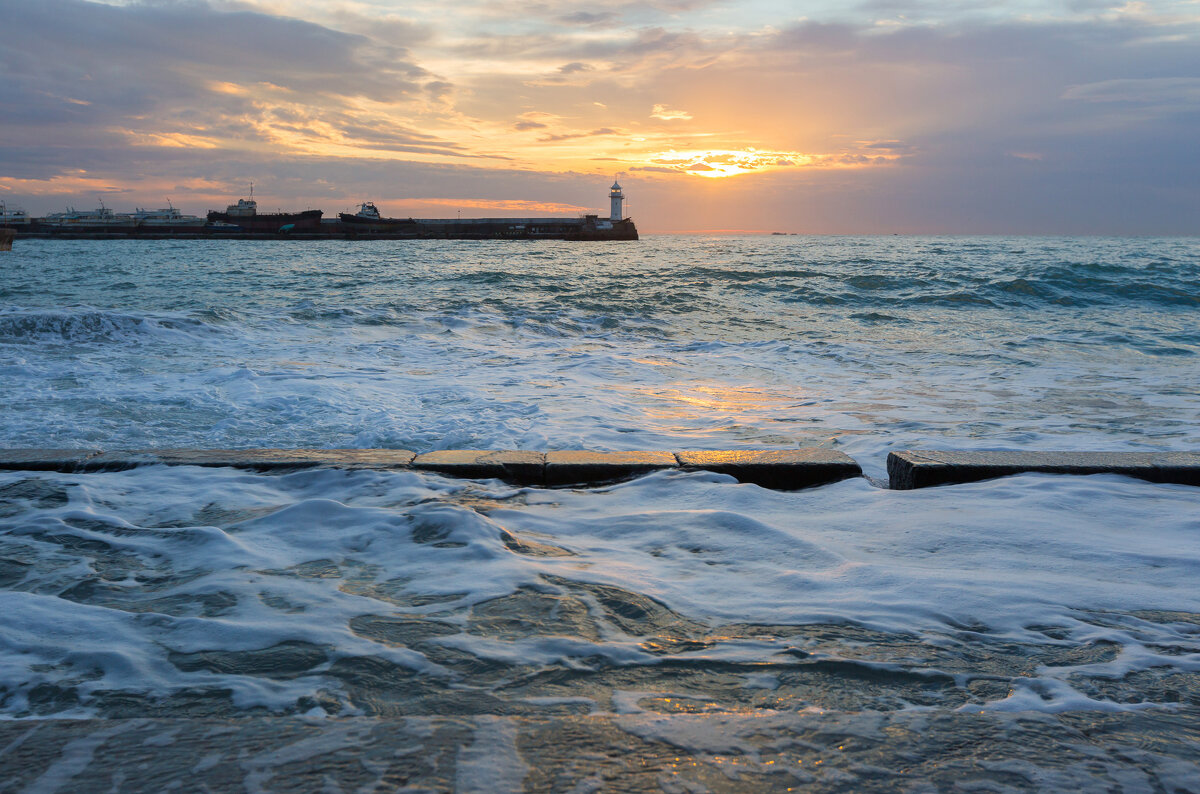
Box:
[0,307,224,344]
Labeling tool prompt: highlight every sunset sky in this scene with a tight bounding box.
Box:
[2,0,1198,232]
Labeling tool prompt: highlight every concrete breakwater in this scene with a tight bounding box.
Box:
[2,448,1197,489]
[9,216,640,241]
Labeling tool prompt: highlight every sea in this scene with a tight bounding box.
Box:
[1,236,1198,790]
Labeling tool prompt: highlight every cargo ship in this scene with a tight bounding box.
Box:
[205,187,323,233]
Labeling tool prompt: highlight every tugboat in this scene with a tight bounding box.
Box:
[337,202,417,233]
[206,185,322,233]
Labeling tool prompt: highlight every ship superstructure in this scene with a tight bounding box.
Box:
[0,201,31,226]
[128,202,206,228]
[41,201,136,229]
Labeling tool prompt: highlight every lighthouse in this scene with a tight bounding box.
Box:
[609,181,624,221]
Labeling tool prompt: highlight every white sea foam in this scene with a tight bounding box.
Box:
[0,465,1197,717]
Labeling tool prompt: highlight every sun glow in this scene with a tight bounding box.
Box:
[641,149,805,178]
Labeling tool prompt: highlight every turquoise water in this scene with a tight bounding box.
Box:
[1,236,1196,477]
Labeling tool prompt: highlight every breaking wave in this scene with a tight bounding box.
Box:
[0,307,224,344]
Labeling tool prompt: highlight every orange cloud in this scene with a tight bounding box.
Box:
[650,104,693,121]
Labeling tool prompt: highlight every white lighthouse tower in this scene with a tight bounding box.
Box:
[609,180,624,221]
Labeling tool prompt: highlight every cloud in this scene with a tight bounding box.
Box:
[425,81,455,101]
[0,0,458,182]
[314,9,432,48]
[629,165,679,173]
[537,128,620,142]
[1062,77,1200,105]
[559,11,620,27]
[650,104,693,121]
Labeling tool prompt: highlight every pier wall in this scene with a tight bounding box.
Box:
[4,216,639,241]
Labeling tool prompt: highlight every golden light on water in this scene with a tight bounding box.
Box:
[607,383,804,422]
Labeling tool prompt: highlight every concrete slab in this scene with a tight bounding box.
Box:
[544,450,677,485]
[81,448,416,472]
[0,449,101,472]
[676,449,862,489]
[887,450,1200,489]
[411,450,545,483]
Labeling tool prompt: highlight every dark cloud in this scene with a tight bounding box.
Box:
[1,0,426,102]
[514,120,549,130]
[425,81,455,101]
[1062,77,1200,106]
[334,123,465,154]
[445,22,711,69]
[0,0,447,184]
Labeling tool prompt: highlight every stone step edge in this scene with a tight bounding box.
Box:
[887,450,1200,489]
[0,448,861,490]
[3,449,1196,489]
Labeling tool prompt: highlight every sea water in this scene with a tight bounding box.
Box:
[1,236,1198,787]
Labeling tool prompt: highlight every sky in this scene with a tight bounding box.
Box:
[1,0,1198,233]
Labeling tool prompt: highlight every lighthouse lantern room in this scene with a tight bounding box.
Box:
[609,181,624,221]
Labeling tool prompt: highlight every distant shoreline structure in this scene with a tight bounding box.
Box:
[0,183,638,242]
